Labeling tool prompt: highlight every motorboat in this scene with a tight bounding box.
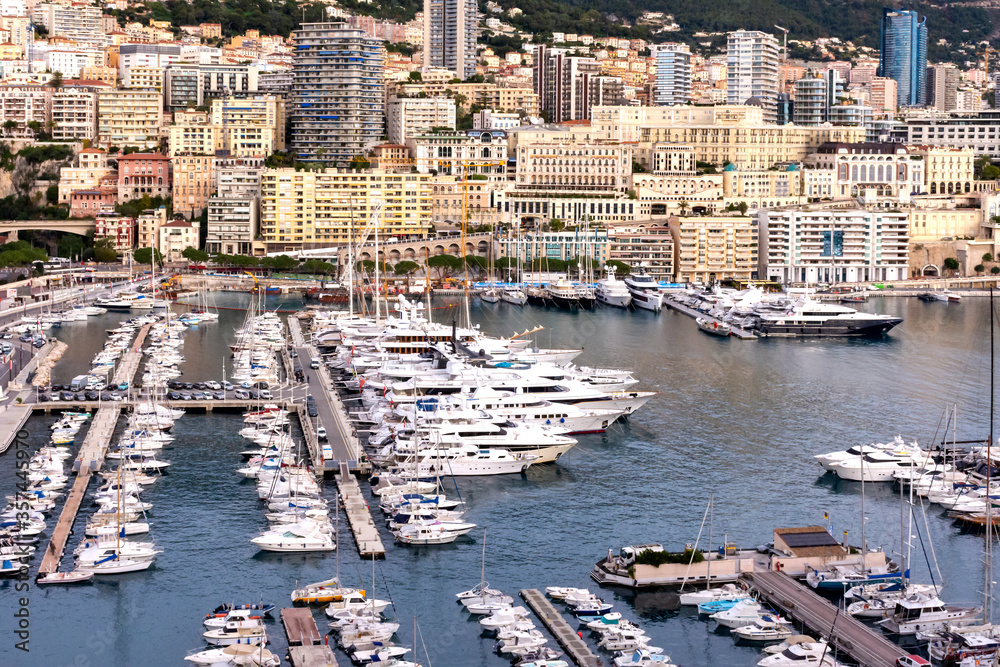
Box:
[479,606,531,629]
[480,288,500,304]
[758,640,846,666]
[711,599,767,628]
[501,287,528,306]
[545,279,584,309]
[879,594,982,635]
[595,266,632,309]
[679,584,747,607]
[203,609,268,629]
[806,563,904,591]
[184,645,280,666]
[830,451,922,482]
[731,615,793,642]
[569,599,614,616]
[623,271,663,312]
[696,317,731,337]
[599,630,660,653]
[202,621,268,646]
[250,518,335,552]
[396,519,476,545]
[36,571,94,585]
[613,649,677,666]
[324,592,390,617]
[347,642,409,663]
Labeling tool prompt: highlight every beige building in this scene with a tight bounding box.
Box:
[168,96,284,158]
[390,80,538,115]
[0,84,51,131]
[386,96,456,144]
[258,168,433,252]
[407,129,508,181]
[80,66,117,86]
[58,148,114,204]
[122,65,163,91]
[158,220,199,261]
[172,155,214,218]
[97,89,163,149]
[137,206,169,249]
[514,141,632,195]
[912,146,975,195]
[51,88,98,141]
[909,208,981,242]
[608,221,674,280]
[868,77,898,115]
[668,215,757,282]
[593,105,865,169]
[429,174,502,227]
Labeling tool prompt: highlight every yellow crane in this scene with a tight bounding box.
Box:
[980,45,995,80]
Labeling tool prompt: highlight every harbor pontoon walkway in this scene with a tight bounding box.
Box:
[744,571,907,667]
[520,589,599,667]
[664,299,758,339]
[281,607,322,645]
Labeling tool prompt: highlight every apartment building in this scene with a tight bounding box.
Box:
[756,208,909,284]
[387,96,456,145]
[51,87,99,141]
[123,65,163,91]
[407,129,508,180]
[498,228,610,265]
[94,213,136,253]
[118,43,181,79]
[172,155,214,218]
[32,3,106,45]
[0,84,51,130]
[668,215,757,282]
[258,168,432,252]
[289,23,384,164]
[97,89,162,149]
[164,64,259,109]
[58,148,113,204]
[608,221,674,280]
[727,30,779,122]
[137,206,168,249]
[158,220,198,262]
[654,43,692,107]
[534,46,622,122]
[803,142,926,203]
[514,141,632,195]
[206,197,259,255]
[117,153,171,203]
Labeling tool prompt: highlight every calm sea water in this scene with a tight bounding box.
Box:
[1,292,997,667]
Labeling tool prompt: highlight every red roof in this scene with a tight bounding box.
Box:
[118,153,170,161]
[161,220,193,228]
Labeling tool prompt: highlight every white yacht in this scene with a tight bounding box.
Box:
[595,266,632,309]
[624,270,663,312]
[386,444,538,477]
[395,520,477,545]
[501,287,527,306]
[879,594,982,635]
[758,640,846,667]
[831,451,922,482]
[185,645,280,666]
[756,298,902,337]
[250,518,335,552]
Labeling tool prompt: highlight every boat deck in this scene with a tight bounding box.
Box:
[664,299,758,339]
[744,571,907,667]
[281,607,322,646]
[520,589,600,667]
[287,645,339,667]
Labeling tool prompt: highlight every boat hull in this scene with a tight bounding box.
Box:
[757,317,903,337]
[628,289,662,312]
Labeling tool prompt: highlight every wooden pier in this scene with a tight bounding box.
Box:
[337,462,385,558]
[281,607,322,645]
[664,298,758,339]
[745,571,907,667]
[520,589,600,667]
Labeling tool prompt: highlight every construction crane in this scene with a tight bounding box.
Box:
[980,45,995,81]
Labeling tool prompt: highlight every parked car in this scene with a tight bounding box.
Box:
[100,393,112,401]
[214,391,226,400]
[222,381,234,391]
[205,381,221,390]
[234,389,250,400]
[289,350,298,358]
[252,381,269,389]
[259,389,273,400]
[180,392,193,400]
[317,426,327,441]
[194,382,207,390]
[37,393,50,402]
[168,391,181,400]
[247,390,259,400]
[110,393,122,401]
[60,391,74,401]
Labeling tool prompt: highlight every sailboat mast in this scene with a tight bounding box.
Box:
[986,286,995,624]
[706,495,713,592]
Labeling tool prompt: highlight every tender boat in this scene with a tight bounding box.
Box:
[36,571,94,585]
[879,594,982,635]
[696,317,731,337]
[731,615,793,642]
[184,645,280,666]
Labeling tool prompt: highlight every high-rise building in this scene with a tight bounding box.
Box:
[290,23,384,164]
[879,8,927,107]
[793,70,843,126]
[869,77,898,115]
[726,30,779,123]
[423,0,480,79]
[654,43,691,107]
[534,46,622,122]
[926,63,958,112]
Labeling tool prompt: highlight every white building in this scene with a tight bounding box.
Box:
[803,142,925,204]
[386,95,456,145]
[757,208,910,284]
[32,3,105,44]
[44,49,101,79]
[727,30,779,123]
[157,219,198,262]
[654,43,691,107]
[475,109,520,130]
[51,88,98,141]
[423,0,480,79]
[206,197,258,255]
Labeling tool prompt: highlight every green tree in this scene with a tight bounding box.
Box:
[349,155,370,171]
[2,120,15,134]
[133,247,163,265]
[301,259,335,274]
[393,260,420,277]
[943,257,960,275]
[49,71,63,88]
[993,266,1000,275]
[463,254,487,277]
[984,253,994,262]
[181,246,210,262]
[975,264,986,275]
[45,185,58,204]
[94,236,118,263]
[408,70,422,81]
[549,218,565,232]
[984,164,1000,181]
[57,233,86,260]
[605,260,631,276]
[426,253,462,279]
[679,200,689,216]
[271,255,298,272]
[737,201,749,215]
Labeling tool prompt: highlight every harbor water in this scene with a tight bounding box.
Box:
[0,292,996,666]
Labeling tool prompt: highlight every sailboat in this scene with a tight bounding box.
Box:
[481,234,500,304]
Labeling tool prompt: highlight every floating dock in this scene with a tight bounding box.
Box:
[520,589,600,667]
[287,645,339,667]
[745,571,907,667]
[337,462,385,558]
[664,299,758,339]
[281,607,322,646]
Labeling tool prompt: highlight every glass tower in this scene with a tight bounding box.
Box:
[878,8,927,107]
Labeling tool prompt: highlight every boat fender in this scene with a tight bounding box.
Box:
[560,418,565,423]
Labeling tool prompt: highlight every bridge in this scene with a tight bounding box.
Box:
[0,219,94,235]
[335,232,496,266]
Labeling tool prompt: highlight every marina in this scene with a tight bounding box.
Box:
[0,291,999,667]
[520,588,600,667]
